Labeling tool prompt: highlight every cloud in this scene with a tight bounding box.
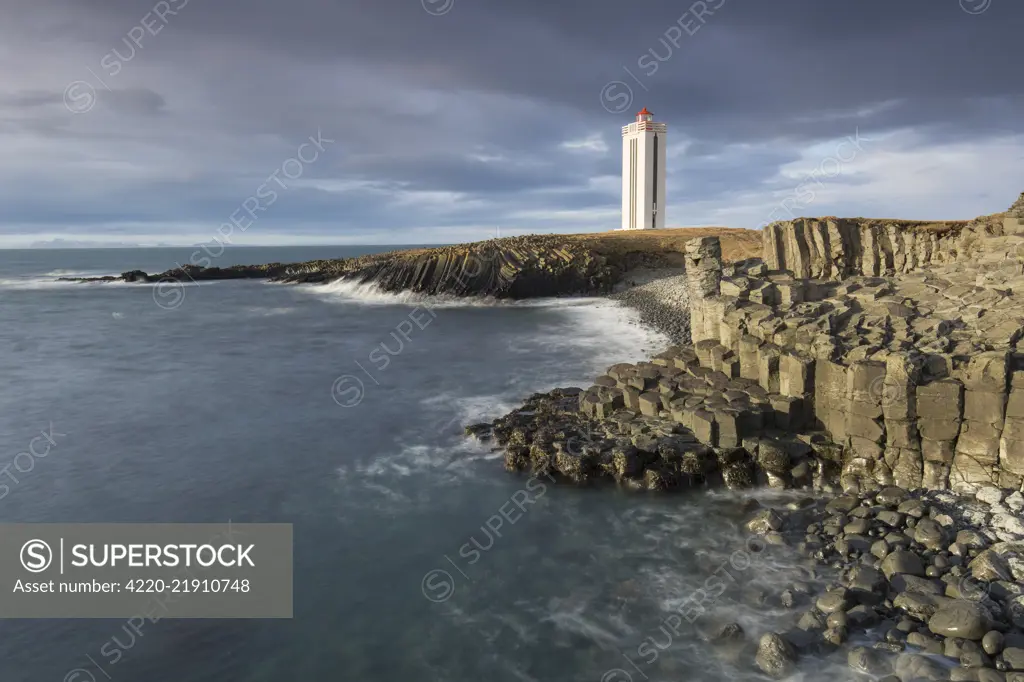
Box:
[0,0,1021,245]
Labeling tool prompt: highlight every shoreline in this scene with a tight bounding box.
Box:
[469,224,1024,678]
[49,207,1024,678]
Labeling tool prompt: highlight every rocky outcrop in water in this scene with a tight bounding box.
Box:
[57,235,661,299]
[305,237,618,298]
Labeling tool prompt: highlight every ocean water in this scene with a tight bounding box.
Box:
[0,247,852,681]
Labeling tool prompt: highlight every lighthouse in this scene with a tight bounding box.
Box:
[621,107,667,230]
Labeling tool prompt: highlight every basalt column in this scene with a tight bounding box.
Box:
[685,237,723,344]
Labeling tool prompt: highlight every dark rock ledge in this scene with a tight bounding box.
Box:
[56,235,678,299]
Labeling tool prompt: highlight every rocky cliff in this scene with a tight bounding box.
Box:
[278,237,618,298]
[762,213,1007,281]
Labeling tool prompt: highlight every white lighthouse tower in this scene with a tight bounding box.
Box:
[621,107,667,230]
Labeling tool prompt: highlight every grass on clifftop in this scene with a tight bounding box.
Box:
[364,227,764,266]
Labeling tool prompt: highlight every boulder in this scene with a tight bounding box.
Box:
[914,518,947,550]
[882,550,926,579]
[747,509,784,534]
[969,550,1014,582]
[847,646,890,676]
[928,600,993,640]
[755,633,798,678]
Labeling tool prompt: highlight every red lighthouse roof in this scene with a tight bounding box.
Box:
[637,107,652,116]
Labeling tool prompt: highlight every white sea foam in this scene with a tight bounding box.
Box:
[301,276,638,311]
[0,275,233,291]
[242,306,296,316]
[420,392,521,431]
[515,297,668,379]
[0,276,123,290]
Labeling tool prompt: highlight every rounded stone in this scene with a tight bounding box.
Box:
[886,628,907,644]
[817,590,850,615]
[881,550,926,579]
[823,625,847,646]
[755,633,797,678]
[895,652,948,680]
[896,618,917,633]
[876,487,910,507]
[928,600,993,640]
[845,518,872,535]
[848,646,889,676]
[982,630,1004,655]
[827,611,848,629]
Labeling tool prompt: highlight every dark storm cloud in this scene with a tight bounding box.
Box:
[0,0,1021,243]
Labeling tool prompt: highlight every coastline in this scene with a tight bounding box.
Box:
[477,267,1024,679]
[465,202,1024,679]
[47,207,1024,678]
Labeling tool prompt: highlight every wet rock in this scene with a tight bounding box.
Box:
[1005,647,1024,671]
[798,609,826,631]
[823,625,847,646]
[894,591,953,620]
[877,510,906,528]
[959,639,992,669]
[747,509,784,534]
[709,622,745,644]
[908,631,944,654]
[929,600,994,640]
[984,631,1005,656]
[827,496,860,514]
[970,550,1014,582]
[890,574,944,596]
[959,530,992,550]
[817,589,850,614]
[899,498,928,518]
[846,604,883,628]
[882,550,927,579]
[916,517,948,550]
[755,632,798,678]
[847,564,887,593]
[827,611,849,629]
[848,646,890,675]
[894,652,948,680]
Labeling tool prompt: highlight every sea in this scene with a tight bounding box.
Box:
[0,247,854,681]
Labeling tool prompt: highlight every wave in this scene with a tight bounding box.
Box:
[242,306,295,316]
[420,392,521,431]
[299,276,620,310]
[509,298,668,378]
[0,276,122,290]
[0,276,236,292]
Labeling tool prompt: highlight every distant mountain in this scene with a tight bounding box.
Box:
[28,239,175,249]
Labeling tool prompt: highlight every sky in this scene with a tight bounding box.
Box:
[1,0,1022,247]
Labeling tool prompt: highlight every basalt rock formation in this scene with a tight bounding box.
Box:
[762,209,1013,282]
[481,193,1024,496]
[300,237,618,298]
[57,229,763,299]
[473,193,1024,682]
[58,236,656,298]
